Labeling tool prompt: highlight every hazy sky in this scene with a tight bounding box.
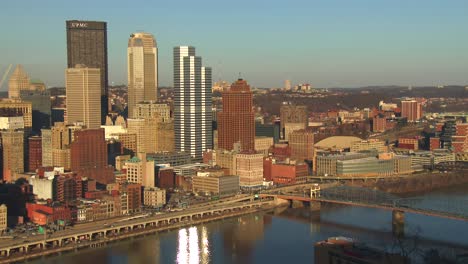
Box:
[1,0,468,89]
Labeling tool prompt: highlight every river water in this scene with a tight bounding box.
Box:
[31,184,468,264]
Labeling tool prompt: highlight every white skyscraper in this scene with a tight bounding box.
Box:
[127,32,158,118]
[173,46,212,161]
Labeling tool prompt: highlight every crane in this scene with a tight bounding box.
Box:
[0,64,13,90]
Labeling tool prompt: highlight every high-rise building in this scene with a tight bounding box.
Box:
[66,20,108,124]
[8,65,30,99]
[127,33,158,118]
[28,136,42,172]
[1,130,24,182]
[218,79,255,152]
[70,128,114,184]
[173,46,212,160]
[280,104,308,140]
[401,100,422,122]
[66,66,101,129]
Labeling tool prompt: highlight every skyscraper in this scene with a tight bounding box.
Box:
[8,65,30,99]
[127,33,158,118]
[218,79,255,152]
[173,46,212,160]
[66,65,101,129]
[66,20,108,124]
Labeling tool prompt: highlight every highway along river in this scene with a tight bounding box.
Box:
[30,184,468,264]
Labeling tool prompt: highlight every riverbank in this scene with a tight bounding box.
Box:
[345,170,468,195]
[1,202,282,264]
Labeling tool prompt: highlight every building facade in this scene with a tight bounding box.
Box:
[8,65,30,99]
[1,130,24,182]
[0,100,32,129]
[28,136,42,172]
[66,20,108,124]
[70,128,114,184]
[127,33,158,117]
[401,100,422,122]
[66,66,101,129]
[127,118,158,154]
[280,104,308,139]
[0,204,6,232]
[217,79,255,152]
[350,139,388,153]
[254,137,273,157]
[192,175,239,196]
[133,102,171,121]
[173,46,212,161]
[236,153,263,188]
[41,129,52,166]
[143,187,166,207]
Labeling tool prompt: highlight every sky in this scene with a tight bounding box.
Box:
[1,0,468,89]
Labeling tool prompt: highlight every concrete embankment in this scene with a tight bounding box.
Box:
[0,203,280,264]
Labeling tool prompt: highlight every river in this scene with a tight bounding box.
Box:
[30,184,468,264]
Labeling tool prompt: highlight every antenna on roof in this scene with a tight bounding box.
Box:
[238,72,242,80]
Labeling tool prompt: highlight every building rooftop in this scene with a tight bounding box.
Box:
[315,136,362,149]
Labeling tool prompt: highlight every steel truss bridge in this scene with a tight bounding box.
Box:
[275,186,468,221]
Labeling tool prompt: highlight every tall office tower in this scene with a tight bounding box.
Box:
[401,100,423,122]
[66,20,108,124]
[8,65,30,99]
[218,79,255,152]
[127,33,158,118]
[173,46,212,161]
[70,128,114,184]
[1,130,24,182]
[41,129,52,166]
[28,136,42,172]
[66,65,101,129]
[280,104,308,140]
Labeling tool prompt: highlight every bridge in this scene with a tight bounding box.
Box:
[0,198,275,259]
[263,186,468,236]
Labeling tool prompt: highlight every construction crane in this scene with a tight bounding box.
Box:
[0,64,13,90]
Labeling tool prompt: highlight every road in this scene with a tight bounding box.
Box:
[0,195,260,249]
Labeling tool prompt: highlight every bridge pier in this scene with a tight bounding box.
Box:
[310,201,321,212]
[392,210,405,237]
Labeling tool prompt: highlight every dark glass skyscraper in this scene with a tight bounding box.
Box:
[66,20,108,124]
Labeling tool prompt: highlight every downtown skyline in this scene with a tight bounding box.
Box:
[1,0,468,88]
